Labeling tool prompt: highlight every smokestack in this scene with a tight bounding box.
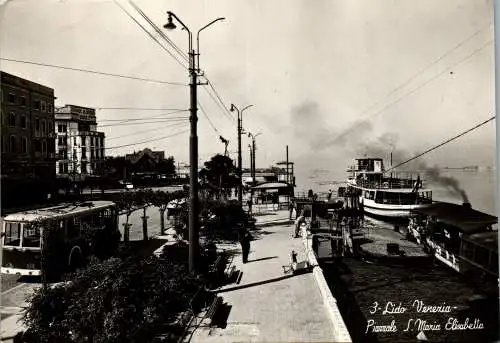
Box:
[462,202,472,210]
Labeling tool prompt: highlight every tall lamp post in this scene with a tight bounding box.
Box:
[230,104,253,204]
[247,131,261,205]
[164,12,225,274]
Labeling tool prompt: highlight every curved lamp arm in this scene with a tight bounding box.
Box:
[197,17,225,71]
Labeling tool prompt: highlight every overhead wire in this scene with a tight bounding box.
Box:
[201,85,237,124]
[0,57,185,86]
[128,1,189,63]
[385,115,496,172]
[204,77,236,122]
[105,128,189,150]
[198,101,220,134]
[95,107,187,111]
[113,0,189,70]
[98,109,189,122]
[356,22,492,119]
[99,117,188,127]
[327,39,494,146]
[105,122,188,141]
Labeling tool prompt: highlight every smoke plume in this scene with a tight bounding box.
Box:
[418,163,470,203]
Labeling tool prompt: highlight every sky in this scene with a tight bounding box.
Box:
[0,0,497,184]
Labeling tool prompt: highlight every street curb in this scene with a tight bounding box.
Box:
[301,227,352,343]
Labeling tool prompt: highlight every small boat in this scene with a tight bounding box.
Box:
[346,157,434,218]
[407,202,498,287]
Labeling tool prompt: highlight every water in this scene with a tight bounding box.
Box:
[298,168,497,215]
[306,168,499,343]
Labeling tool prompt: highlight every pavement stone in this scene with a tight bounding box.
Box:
[188,209,335,343]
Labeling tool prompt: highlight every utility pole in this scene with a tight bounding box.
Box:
[230,104,254,204]
[286,145,289,185]
[164,12,225,274]
[252,138,256,185]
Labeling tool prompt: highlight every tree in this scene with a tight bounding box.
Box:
[114,191,143,242]
[199,154,239,200]
[104,157,131,180]
[157,156,176,177]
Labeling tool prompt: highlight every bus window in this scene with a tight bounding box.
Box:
[4,222,21,246]
[23,224,41,248]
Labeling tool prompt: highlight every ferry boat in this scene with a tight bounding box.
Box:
[407,202,498,289]
[346,157,434,218]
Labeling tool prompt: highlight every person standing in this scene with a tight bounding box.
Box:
[238,227,252,263]
[288,200,295,220]
[247,198,253,215]
[294,212,307,238]
[327,189,333,201]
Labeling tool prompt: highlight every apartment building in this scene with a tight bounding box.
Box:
[0,71,57,207]
[54,104,105,178]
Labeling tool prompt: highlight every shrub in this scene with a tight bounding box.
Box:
[18,242,215,343]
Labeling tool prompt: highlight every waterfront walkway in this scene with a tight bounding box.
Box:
[187,208,335,343]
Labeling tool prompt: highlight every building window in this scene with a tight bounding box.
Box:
[33,100,40,110]
[48,103,53,113]
[101,148,104,158]
[8,112,16,127]
[21,137,28,153]
[10,136,16,153]
[58,162,64,174]
[81,147,87,159]
[35,118,40,131]
[42,141,47,153]
[81,136,86,146]
[21,115,27,129]
[41,120,46,134]
[20,96,27,106]
[41,101,46,112]
[100,137,104,146]
[81,161,87,174]
[90,149,95,158]
[34,140,41,153]
[8,93,15,104]
[48,121,53,134]
[58,124,67,133]
[58,137,64,145]
[73,137,76,145]
[58,148,67,159]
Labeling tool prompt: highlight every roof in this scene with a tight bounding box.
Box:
[4,201,116,222]
[463,231,498,252]
[252,182,290,190]
[412,202,498,234]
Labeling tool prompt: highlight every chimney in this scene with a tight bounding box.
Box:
[462,202,472,209]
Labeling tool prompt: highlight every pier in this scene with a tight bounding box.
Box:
[186,207,351,343]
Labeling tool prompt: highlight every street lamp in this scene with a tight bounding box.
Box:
[247,131,261,205]
[164,11,225,274]
[230,104,253,203]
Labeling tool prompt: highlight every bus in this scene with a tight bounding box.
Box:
[1,200,120,278]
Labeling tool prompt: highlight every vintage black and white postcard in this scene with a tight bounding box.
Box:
[1,1,498,342]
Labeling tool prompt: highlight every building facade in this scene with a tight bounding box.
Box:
[1,71,57,208]
[54,105,105,179]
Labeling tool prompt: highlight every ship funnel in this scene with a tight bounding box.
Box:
[462,202,472,209]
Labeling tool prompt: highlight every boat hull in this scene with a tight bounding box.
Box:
[361,197,434,218]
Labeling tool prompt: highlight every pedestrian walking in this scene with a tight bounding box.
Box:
[294,212,307,238]
[238,227,252,263]
[327,189,332,201]
[247,199,253,215]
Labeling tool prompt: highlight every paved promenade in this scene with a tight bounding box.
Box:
[188,209,336,343]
